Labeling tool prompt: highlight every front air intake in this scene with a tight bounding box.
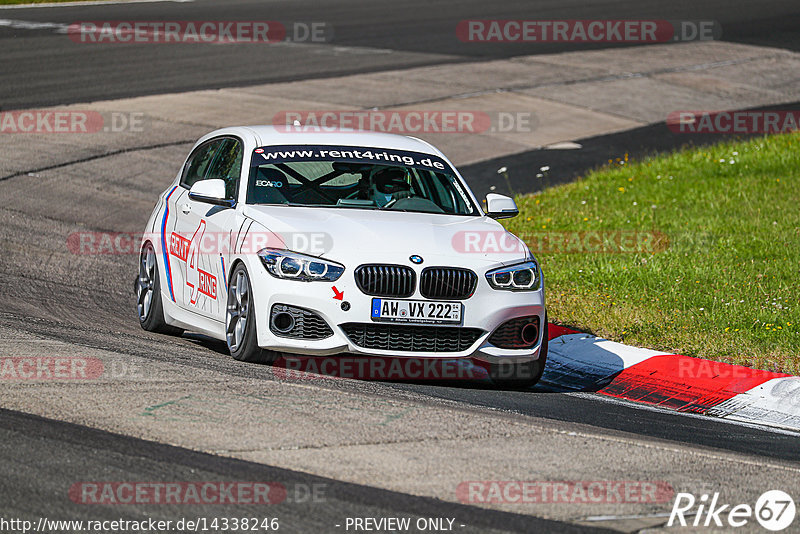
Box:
[340,323,483,352]
[488,316,541,349]
[270,304,333,340]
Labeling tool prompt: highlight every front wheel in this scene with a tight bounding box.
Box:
[490,319,548,390]
[225,263,279,364]
[136,242,183,336]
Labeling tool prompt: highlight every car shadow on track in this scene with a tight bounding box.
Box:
[179,331,629,394]
[181,333,231,356]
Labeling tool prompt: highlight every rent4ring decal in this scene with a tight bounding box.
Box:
[186,221,217,304]
[252,144,453,173]
[196,269,218,301]
[170,232,190,262]
[170,220,218,305]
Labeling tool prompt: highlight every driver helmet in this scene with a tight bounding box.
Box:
[369,166,410,206]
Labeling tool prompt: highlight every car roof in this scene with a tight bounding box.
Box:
[201,125,446,158]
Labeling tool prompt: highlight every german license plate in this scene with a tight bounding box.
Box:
[371,298,462,324]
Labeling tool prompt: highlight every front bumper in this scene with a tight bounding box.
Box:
[249,258,546,365]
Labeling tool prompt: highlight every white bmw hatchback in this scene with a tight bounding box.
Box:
[136,126,547,387]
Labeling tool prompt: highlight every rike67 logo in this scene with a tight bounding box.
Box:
[669,490,796,531]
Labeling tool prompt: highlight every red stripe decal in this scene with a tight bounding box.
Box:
[598,354,789,413]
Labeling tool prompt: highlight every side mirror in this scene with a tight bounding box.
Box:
[485,193,519,219]
[188,179,234,207]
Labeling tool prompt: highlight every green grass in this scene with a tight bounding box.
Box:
[504,132,800,375]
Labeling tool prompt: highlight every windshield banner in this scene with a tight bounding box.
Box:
[252,145,453,173]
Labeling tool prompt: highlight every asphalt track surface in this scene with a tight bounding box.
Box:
[0,409,609,533]
[2,0,800,532]
[0,0,798,109]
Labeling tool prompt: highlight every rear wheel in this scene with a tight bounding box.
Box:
[490,318,548,390]
[225,263,279,364]
[136,242,183,336]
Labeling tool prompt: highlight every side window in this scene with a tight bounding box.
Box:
[181,140,222,189]
[206,138,243,200]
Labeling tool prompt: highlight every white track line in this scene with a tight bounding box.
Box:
[0,18,70,32]
[0,0,192,10]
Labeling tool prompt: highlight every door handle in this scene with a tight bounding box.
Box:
[181,203,191,214]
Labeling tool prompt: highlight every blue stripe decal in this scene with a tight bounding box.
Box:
[160,186,178,302]
[220,256,228,290]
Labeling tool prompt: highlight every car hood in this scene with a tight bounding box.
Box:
[241,205,530,267]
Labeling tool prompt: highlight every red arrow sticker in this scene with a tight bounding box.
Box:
[332,286,344,301]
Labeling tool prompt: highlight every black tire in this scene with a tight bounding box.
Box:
[136,242,183,336]
[225,263,279,364]
[490,318,548,390]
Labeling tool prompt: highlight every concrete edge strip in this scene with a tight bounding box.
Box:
[544,325,800,432]
[0,0,193,10]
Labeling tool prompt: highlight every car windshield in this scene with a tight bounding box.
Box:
[247,144,478,216]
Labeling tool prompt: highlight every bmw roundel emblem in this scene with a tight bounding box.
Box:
[410,255,424,265]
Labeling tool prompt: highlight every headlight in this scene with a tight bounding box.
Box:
[486,261,540,291]
[258,248,344,282]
